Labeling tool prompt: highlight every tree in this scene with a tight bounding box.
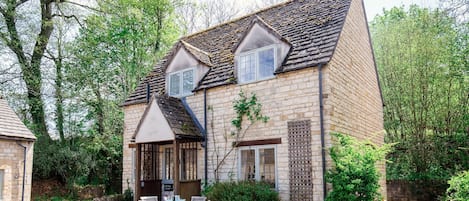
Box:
[370,6,469,180]
[67,0,178,134]
[175,0,284,35]
[441,0,469,22]
[0,0,56,136]
[175,0,241,34]
[0,0,94,138]
[251,0,285,11]
[57,0,178,190]
[45,2,88,141]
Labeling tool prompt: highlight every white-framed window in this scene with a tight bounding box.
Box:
[0,169,4,201]
[168,68,195,97]
[238,145,277,188]
[237,45,276,84]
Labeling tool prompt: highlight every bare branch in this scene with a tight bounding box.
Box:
[52,14,84,27]
[0,63,22,85]
[0,76,22,85]
[63,0,102,13]
[43,48,56,60]
[15,0,29,8]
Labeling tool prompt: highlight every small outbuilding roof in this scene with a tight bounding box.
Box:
[0,98,36,141]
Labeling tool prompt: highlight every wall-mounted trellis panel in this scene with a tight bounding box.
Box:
[288,120,313,201]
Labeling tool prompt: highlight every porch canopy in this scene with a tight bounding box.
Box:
[133,95,203,143]
[132,95,203,201]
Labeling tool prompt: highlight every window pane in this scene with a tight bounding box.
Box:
[181,148,197,181]
[142,144,158,180]
[169,73,180,96]
[259,148,275,187]
[182,70,194,95]
[258,48,275,79]
[164,148,173,180]
[238,53,256,83]
[241,149,256,181]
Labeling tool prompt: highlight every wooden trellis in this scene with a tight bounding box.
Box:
[288,120,314,201]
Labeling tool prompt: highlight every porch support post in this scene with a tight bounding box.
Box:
[173,140,180,195]
[135,144,141,201]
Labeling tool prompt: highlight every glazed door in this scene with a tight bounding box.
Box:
[140,143,162,197]
[161,147,174,200]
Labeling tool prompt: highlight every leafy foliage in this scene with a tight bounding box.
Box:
[33,130,124,193]
[31,0,179,194]
[231,90,269,131]
[123,186,134,201]
[211,90,269,181]
[445,171,469,201]
[370,6,469,180]
[205,181,279,201]
[33,137,90,183]
[326,133,392,201]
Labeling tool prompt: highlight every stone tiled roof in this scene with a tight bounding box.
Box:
[181,41,213,67]
[232,15,291,53]
[0,98,36,140]
[124,0,352,106]
[155,96,202,138]
[125,58,167,105]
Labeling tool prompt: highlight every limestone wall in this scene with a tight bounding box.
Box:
[122,103,146,193]
[186,68,321,201]
[324,0,386,197]
[0,139,34,201]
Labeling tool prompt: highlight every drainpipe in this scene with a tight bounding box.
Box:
[16,141,27,201]
[203,88,208,186]
[318,64,327,199]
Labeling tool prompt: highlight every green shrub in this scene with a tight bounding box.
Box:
[205,181,279,201]
[122,179,134,201]
[201,181,214,196]
[326,133,392,201]
[445,170,469,201]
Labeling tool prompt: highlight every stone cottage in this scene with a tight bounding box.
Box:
[0,98,36,201]
[122,0,384,200]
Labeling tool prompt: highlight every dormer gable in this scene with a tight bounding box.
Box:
[234,16,291,55]
[165,41,211,97]
[233,16,291,84]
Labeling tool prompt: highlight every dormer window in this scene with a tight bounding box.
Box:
[169,68,194,97]
[234,17,291,85]
[238,45,276,84]
[165,41,211,97]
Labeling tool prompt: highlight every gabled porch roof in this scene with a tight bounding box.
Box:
[133,95,203,143]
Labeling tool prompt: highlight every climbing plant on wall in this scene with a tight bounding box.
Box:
[209,90,269,182]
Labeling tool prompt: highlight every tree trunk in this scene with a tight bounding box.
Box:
[0,0,55,137]
[55,46,65,142]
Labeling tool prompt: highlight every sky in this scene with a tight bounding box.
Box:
[363,0,440,20]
